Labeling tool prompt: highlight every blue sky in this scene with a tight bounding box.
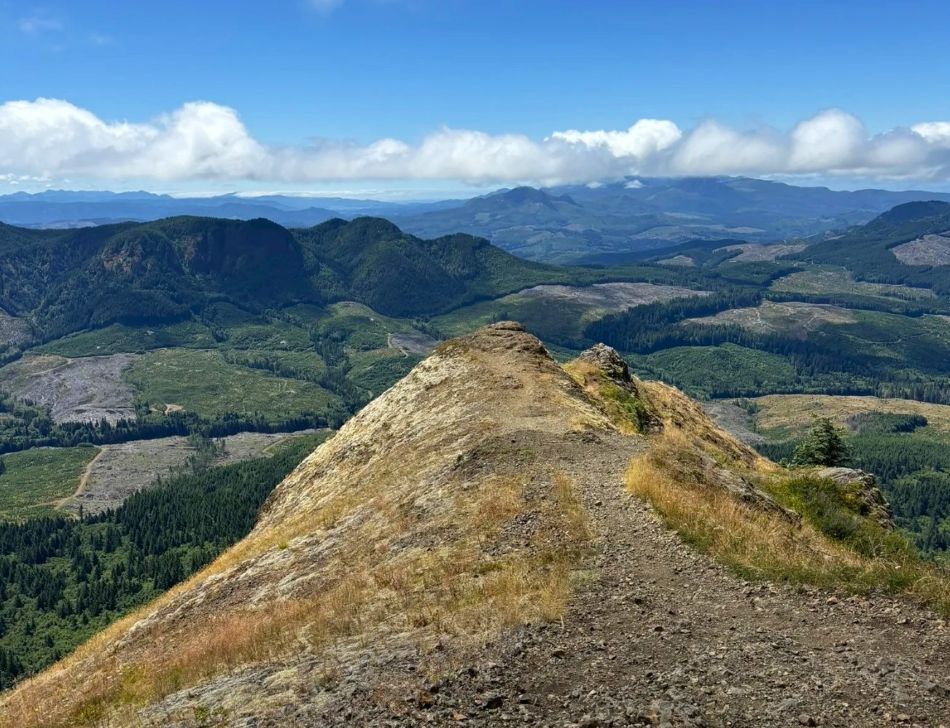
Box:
[3,0,950,196]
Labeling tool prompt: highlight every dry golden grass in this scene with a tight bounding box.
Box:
[751,394,950,437]
[638,380,772,470]
[626,430,950,614]
[2,459,590,728]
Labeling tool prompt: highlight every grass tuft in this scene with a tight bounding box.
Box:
[626,430,950,615]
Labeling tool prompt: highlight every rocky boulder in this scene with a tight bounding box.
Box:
[815,467,894,529]
[576,343,636,392]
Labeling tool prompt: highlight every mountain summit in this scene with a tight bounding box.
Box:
[4,324,947,726]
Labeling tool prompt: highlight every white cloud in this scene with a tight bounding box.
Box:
[912,121,950,148]
[788,109,864,171]
[2,98,950,187]
[670,120,785,175]
[550,119,682,160]
[18,10,63,34]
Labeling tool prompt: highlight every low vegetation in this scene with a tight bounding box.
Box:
[626,428,949,615]
[738,395,950,561]
[0,447,99,521]
[770,267,937,303]
[125,348,344,421]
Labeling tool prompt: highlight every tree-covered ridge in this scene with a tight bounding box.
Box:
[291,216,637,317]
[795,201,950,295]
[0,215,649,347]
[0,432,328,689]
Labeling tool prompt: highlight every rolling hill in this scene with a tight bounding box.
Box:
[0,216,597,343]
[795,200,950,295]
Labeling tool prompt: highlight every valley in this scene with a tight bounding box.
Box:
[0,204,946,532]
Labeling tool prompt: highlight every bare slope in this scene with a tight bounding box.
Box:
[3,324,947,727]
[0,353,138,424]
[892,232,950,266]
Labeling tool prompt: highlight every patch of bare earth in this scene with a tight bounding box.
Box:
[388,332,438,356]
[719,242,808,262]
[517,282,708,310]
[656,255,696,267]
[0,353,139,424]
[689,300,856,338]
[701,399,766,445]
[60,431,319,515]
[892,232,950,266]
[0,310,31,348]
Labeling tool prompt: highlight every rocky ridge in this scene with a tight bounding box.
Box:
[1,323,946,727]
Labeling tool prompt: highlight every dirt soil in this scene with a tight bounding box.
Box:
[517,282,708,310]
[689,301,856,338]
[656,255,697,267]
[720,243,808,262]
[136,427,950,728]
[0,310,31,348]
[701,400,766,445]
[60,431,316,515]
[0,353,139,424]
[389,332,438,356]
[892,233,950,266]
[299,431,949,727]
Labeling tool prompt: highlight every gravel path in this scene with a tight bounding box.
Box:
[333,431,949,727]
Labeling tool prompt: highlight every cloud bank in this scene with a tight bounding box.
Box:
[3,98,950,187]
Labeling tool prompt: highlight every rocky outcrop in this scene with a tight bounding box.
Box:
[571,343,663,434]
[816,466,895,529]
[576,343,637,391]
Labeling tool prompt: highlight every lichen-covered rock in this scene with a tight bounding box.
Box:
[815,467,894,529]
[576,343,636,392]
[571,343,664,433]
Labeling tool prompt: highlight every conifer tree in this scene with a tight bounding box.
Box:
[792,417,849,467]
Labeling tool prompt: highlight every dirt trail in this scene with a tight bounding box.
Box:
[54,447,105,510]
[326,431,949,727]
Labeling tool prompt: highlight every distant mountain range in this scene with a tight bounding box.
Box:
[3,178,950,264]
[0,190,458,230]
[393,178,950,262]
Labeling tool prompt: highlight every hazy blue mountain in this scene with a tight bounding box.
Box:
[6,180,950,264]
[0,190,462,230]
[393,177,950,263]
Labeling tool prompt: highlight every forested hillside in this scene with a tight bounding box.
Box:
[0,432,328,688]
[796,201,950,295]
